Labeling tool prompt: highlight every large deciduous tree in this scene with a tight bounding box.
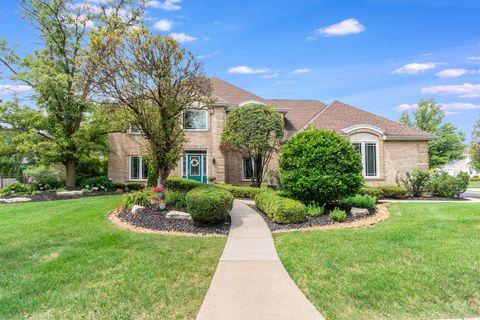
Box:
[221,103,284,187]
[90,27,212,187]
[399,98,465,168]
[0,0,143,189]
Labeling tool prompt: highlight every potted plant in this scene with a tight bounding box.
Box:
[208,176,217,185]
[152,186,166,199]
[149,195,159,206]
[158,199,166,210]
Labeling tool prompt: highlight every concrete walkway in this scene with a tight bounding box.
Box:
[196,200,323,320]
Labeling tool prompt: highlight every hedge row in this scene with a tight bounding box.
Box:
[255,190,304,224]
[358,185,408,199]
[165,177,261,199]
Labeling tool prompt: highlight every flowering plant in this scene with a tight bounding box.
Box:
[149,195,159,199]
[152,186,166,193]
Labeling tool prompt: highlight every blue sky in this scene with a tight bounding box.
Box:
[1,0,480,138]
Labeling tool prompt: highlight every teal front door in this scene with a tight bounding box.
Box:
[183,152,207,183]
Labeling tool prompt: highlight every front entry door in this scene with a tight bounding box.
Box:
[184,152,207,183]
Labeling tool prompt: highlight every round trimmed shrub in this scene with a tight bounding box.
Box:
[279,128,364,203]
[186,187,234,224]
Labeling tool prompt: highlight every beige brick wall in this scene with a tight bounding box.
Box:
[108,108,429,188]
[108,106,227,184]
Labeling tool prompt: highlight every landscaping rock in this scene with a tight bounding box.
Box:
[166,210,192,220]
[131,205,145,215]
[56,190,83,196]
[0,197,32,203]
[351,207,369,219]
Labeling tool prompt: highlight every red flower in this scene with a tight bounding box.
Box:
[153,186,166,193]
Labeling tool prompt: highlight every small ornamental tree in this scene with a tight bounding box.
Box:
[221,103,284,187]
[279,128,363,203]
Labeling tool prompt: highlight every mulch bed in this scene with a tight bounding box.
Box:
[248,204,376,232]
[117,206,230,236]
[0,191,120,204]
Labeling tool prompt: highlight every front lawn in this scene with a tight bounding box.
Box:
[0,196,225,319]
[274,203,480,319]
[469,181,480,188]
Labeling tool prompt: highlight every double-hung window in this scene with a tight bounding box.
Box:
[129,156,148,180]
[183,109,207,130]
[353,142,378,177]
[242,156,262,180]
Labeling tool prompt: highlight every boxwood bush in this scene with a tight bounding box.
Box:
[126,183,145,191]
[279,128,363,203]
[255,190,305,224]
[339,195,376,209]
[186,187,234,225]
[377,186,408,199]
[216,184,262,199]
[166,190,187,209]
[358,186,382,198]
[166,177,203,192]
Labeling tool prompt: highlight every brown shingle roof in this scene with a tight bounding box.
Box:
[308,100,434,139]
[210,77,269,106]
[209,78,432,140]
[268,99,327,137]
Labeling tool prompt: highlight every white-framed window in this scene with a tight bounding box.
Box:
[242,156,262,180]
[128,124,141,134]
[183,109,207,130]
[129,156,148,180]
[353,142,378,178]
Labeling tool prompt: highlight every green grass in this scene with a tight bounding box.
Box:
[468,181,480,188]
[274,203,480,319]
[0,196,226,319]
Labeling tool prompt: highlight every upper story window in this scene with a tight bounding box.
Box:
[128,124,141,134]
[183,109,207,130]
[353,142,378,178]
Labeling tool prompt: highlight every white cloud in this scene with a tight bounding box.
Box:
[392,62,441,74]
[291,68,312,74]
[169,32,196,43]
[467,56,480,64]
[0,84,33,95]
[395,103,418,112]
[421,83,480,98]
[396,102,480,114]
[260,73,279,79]
[147,0,181,11]
[154,19,173,31]
[435,68,468,78]
[317,18,365,37]
[228,66,270,74]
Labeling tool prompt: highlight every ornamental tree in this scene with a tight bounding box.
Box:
[90,27,212,187]
[399,98,465,168]
[279,128,363,203]
[221,103,284,187]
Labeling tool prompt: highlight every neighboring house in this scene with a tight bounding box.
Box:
[108,78,433,187]
[441,154,479,177]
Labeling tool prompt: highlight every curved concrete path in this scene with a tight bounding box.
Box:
[196,200,323,320]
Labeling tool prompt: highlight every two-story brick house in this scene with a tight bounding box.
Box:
[107,77,433,187]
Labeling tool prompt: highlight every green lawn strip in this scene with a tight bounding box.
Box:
[0,196,226,319]
[274,203,480,319]
[468,181,480,188]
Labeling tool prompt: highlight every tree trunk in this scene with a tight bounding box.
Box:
[254,155,263,187]
[157,168,170,188]
[65,157,77,190]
